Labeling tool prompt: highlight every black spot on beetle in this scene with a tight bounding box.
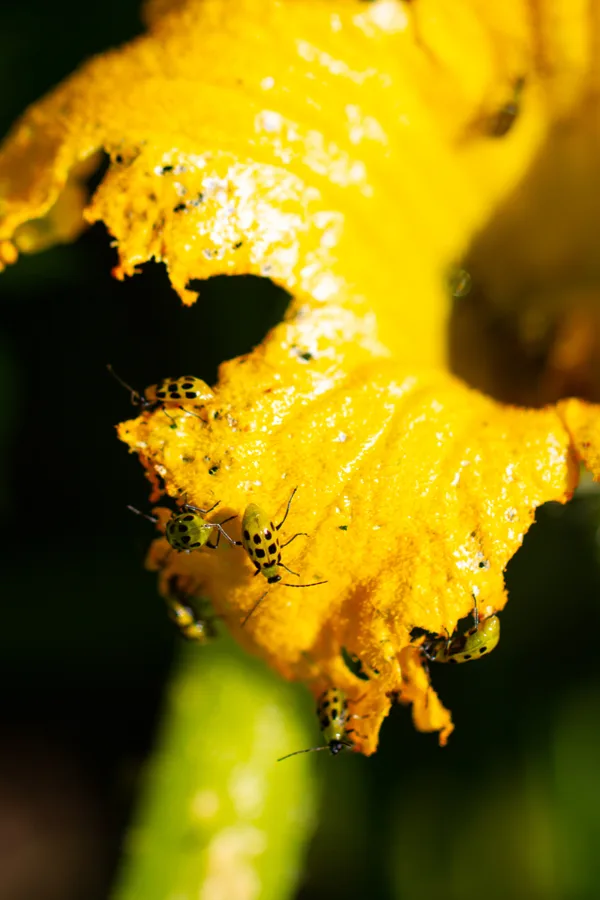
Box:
[243,530,250,541]
[185,392,197,399]
[463,653,472,661]
[264,529,272,540]
[182,515,194,522]
[341,647,370,681]
[181,382,194,390]
[268,543,277,554]
[479,646,488,654]
[156,390,167,399]
[255,548,266,559]
[253,534,262,544]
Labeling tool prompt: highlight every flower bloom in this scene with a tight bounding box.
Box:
[1,0,599,752]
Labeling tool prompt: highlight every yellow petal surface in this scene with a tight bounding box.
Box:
[558,399,600,480]
[0,0,578,366]
[118,319,581,751]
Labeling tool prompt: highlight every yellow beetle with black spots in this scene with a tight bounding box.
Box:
[108,365,212,419]
[164,574,219,643]
[421,603,501,664]
[278,688,366,761]
[128,500,237,553]
[236,487,327,625]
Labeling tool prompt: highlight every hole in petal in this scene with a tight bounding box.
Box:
[107,270,291,389]
[186,274,291,381]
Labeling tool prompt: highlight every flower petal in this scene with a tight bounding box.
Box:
[558,398,600,479]
[0,0,561,365]
[119,312,581,750]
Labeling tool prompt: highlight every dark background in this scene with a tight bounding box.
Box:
[1,4,600,899]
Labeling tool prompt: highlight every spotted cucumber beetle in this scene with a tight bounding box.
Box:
[107,365,212,420]
[237,487,327,625]
[164,574,218,643]
[277,688,366,761]
[489,76,525,137]
[421,605,500,664]
[128,500,237,552]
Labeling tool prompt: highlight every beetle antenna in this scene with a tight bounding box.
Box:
[277,745,330,762]
[107,364,143,405]
[276,486,298,530]
[279,580,328,588]
[127,505,158,524]
[178,405,206,420]
[277,738,354,762]
[183,500,221,515]
[241,591,269,627]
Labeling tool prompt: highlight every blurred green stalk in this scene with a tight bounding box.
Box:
[113,636,318,900]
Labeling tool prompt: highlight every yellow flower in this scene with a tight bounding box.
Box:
[1,0,598,752]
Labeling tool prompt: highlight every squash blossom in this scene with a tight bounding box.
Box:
[1,0,599,753]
